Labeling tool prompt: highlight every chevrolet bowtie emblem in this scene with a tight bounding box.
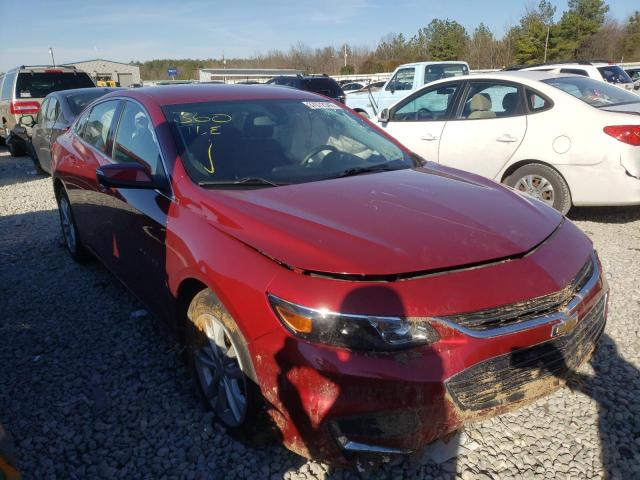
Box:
[552,313,579,337]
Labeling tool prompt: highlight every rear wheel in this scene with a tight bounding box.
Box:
[57,192,90,263]
[505,163,571,215]
[186,290,271,439]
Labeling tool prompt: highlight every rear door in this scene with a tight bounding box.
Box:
[31,97,51,164]
[65,99,122,259]
[438,80,527,179]
[379,81,463,162]
[35,97,60,172]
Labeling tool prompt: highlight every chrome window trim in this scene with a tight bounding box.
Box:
[433,252,602,339]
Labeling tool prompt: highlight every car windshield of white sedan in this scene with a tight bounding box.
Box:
[542,77,640,108]
[163,99,415,187]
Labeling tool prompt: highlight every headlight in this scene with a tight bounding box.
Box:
[268,294,439,351]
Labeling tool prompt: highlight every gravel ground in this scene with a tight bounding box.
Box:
[1,147,639,480]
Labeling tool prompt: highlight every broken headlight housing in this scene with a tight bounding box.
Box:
[268,294,439,351]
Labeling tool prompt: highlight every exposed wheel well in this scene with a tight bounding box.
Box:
[500,160,568,187]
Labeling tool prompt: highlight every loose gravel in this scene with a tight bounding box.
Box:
[1,147,639,480]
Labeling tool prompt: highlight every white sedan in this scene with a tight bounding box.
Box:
[376,71,640,213]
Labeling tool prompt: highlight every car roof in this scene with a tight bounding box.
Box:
[54,87,120,98]
[426,70,576,85]
[104,83,329,106]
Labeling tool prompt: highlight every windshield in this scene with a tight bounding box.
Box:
[67,91,108,115]
[597,65,633,84]
[542,76,640,108]
[16,72,94,99]
[163,99,414,187]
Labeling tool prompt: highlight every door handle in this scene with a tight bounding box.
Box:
[497,134,518,143]
[421,133,439,141]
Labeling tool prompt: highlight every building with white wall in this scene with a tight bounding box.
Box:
[65,59,141,87]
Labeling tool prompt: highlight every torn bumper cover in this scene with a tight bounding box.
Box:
[252,250,608,464]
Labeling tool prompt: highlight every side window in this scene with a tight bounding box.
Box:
[1,72,16,100]
[37,98,50,124]
[386,68,415,91]
[459,83,523,119]
[392,83,461,122]
[74,109,90,136]
[526,89,552,112]
[80,101,118,153]
[560,68,588,77]
[45,98,59,123]
[113,101,162,174]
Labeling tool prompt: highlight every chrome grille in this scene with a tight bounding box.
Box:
[445,256,594,331]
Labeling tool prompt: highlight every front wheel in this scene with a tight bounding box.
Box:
[186,290,270,438]
[504,163,572,215]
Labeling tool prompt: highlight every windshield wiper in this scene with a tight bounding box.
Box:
[198,177,284,187]
[332,163,405,179]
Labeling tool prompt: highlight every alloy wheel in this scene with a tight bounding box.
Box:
[194,314,248,427]
[515,174,555,206]
[59,196,77,253]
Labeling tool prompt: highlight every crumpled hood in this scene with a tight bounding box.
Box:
[197,167,563,276]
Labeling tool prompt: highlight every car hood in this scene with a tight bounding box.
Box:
[198,167,563,276]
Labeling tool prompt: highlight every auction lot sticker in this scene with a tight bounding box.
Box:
[302,101,341,110]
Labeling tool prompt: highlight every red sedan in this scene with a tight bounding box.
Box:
[51,85,608,464]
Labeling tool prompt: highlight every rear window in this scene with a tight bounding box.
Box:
[597,66,633,84]
[16,72,94,99]
[303,78,342,97]
[67,91,109,115]
[424,63,469,83]
[543,76,640,108]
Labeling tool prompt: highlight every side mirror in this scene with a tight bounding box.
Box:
[19,115,35,127]
[378,108,390,123]
[389,82,396,94]
[96,163,166,190]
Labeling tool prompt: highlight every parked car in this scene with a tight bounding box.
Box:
[625,67,640,91]
[355,79,386,93]
[266,75,345,103]
[51,84,608,464]
[341,82,364,92]
[26,87,120,174]
[377,70,640,214]
[519,61,635,92]
[346,61,469,118]
[0,65,95,156]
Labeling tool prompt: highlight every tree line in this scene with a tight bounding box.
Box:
[133,1,640,80]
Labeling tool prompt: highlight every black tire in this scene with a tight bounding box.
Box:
[185,289,274,443]
[504,163,572,215]
[6,137,26,157]
[56,191,90,263]
[0,135,5,146]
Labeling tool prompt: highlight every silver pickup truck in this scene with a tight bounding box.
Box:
[346,61,469,118]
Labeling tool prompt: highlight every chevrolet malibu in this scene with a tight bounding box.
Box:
[51,85,608,464]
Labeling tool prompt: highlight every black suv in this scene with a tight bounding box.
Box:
[266,75,345,103]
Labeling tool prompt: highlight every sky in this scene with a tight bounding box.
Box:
[0,0,637,72]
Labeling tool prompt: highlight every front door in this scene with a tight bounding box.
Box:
[380,81,463,163]
[102,100,173,315]
[37,97,60,172]
[438,81,527,179]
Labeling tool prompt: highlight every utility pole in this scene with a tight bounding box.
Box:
[543,25,550,63]
[344,44,348,68]
[49,47,56,67]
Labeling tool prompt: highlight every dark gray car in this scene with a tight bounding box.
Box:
[27,87,120,173]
